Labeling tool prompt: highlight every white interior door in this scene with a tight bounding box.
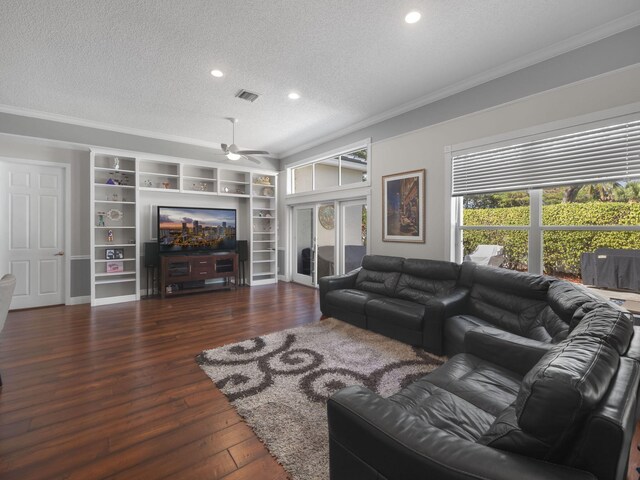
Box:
[0,160,66,309]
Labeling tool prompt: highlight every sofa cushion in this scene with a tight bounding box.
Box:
[514,335,619,458]
[395,259,460,304]
[355,255,403,296]
[325,289,385,314]
[569,303,634,354]
[444,314,493,356]
[390,354,521,441]
[467,283,561,343]
[365,298,425,331]
[547,280,599,324]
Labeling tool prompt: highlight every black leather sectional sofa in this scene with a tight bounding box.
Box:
[320,255,640,480]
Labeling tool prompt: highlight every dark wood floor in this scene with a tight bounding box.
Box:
[0,282,320,479]
[0,281,638,479]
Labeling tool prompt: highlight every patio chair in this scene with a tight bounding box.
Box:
[464,245,504,267]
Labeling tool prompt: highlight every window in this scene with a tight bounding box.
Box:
[288,144,369,195]
[453,117,640,295]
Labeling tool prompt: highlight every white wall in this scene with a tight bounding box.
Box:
[370,65,640,260]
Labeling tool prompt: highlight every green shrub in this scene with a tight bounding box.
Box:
[463,202,640,276]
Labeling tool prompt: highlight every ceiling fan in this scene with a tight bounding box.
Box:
[216,118,270,165]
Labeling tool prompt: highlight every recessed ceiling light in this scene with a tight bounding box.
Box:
[405,11,421,24]
[210,69,224,78]
[288,92,301,100]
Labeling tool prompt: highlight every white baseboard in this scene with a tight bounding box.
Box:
[67,295,90,305]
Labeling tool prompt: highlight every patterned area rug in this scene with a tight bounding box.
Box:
[196,318,445,480]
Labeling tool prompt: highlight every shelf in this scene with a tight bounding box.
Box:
[253,260,276,264]
[220,179,249,185]
[95,272,136,277]
[220,193,250,198]
[183,175,217,181]
[139,172,179,178]
[95,258,136,263]
[139,187,179,192]
[253,216,275,219]
[94,226,136,229]
[95,167,136,174]
[95,278,137,285]
[253,240,276,243]
[253,231,276,234]
[95,243,136,247]
[94,184,136,189]
[253,249,276,253]
[95,200,136,205]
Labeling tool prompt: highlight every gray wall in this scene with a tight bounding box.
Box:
[280,26,640,263]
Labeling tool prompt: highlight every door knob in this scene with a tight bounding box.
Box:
[54,251,65,256]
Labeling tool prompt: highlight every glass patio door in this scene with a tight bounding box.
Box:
[291,206,315,286]
[339,199,367,274]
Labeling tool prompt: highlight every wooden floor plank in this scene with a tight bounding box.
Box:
[1,282,637,479]
[0,283,319,479]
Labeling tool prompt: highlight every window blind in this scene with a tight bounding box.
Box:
[451,120,640,196]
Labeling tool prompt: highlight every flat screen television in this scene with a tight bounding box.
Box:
[157,206,236,253]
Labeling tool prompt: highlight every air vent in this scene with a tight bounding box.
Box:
[235,89,260,102]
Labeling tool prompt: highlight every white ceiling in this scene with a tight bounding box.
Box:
[1,0,640,158]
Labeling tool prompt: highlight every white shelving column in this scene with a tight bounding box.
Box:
[249,173,278,285]
[90,150,140,306]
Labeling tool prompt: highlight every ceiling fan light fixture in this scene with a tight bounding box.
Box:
[288,92,301,100]
[226,152,241,161]
[210,69,224,78]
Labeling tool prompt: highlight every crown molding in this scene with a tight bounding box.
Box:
[0,104,225,150]
[278,12,640,159]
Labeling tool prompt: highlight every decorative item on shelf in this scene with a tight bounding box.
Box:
[143,179,153,187]
[262,186,274,196]
[200,182,208,191]
[106,261,124,273]
[128,239,136,244]
[106,178,117,185]
[257,211,263,217]
[265,213,272,218]
[162,181,171,189]
[107,208,123,221]
[236,188,244,194]
[224,186,230,193]
[117,172,129,186]
[112,193,119,201]
[255,176,272,185]
[96,211,106,226]
[107,229,114,243]
[105,248,124,260]
[113,157,120,171]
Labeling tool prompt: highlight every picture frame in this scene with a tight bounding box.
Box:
[106,261,124,273]
[105,248,125,260]
[382,169,426,243]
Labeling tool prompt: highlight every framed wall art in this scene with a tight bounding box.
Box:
[382,169,425,243]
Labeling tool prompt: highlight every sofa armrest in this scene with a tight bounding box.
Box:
[422,288,469,355]
[318,269,360,314]
[464,327,552,376]
[328,386,595,480]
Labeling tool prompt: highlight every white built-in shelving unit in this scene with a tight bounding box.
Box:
[90,152,139,306]
[90,149,278,305]
[250,174,277,284]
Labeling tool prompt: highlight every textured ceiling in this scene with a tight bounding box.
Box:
[1,0,640,158]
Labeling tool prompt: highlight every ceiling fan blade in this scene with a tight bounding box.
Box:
[220,143,229,152]
[237,150,270,156]
[243,155,262,165]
